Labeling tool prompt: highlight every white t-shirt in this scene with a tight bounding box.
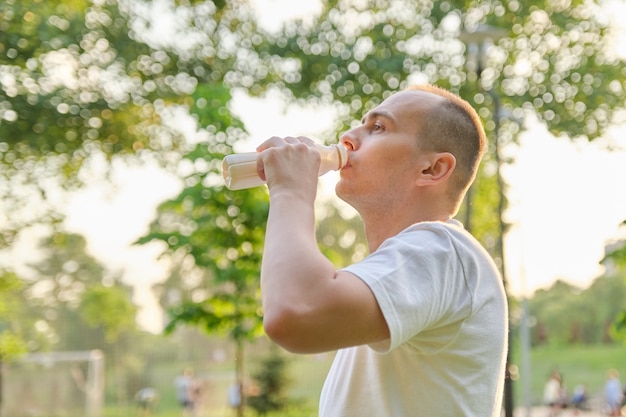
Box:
[319,220,508,417]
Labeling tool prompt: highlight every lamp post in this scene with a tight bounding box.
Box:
[460,24,515,417]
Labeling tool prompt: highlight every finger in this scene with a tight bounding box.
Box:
[257,157,266,182]
[256,136,287,152]
[255,137,284,180]
[283,136,300,144]
[295,136,316,147]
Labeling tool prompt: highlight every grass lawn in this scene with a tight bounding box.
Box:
[19,343,623,417]
[135,344,625,415]
[512,344,626,407]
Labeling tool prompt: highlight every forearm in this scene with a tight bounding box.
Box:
[260,189,337,344]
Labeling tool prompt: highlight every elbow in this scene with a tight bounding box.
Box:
[263,307,315,354]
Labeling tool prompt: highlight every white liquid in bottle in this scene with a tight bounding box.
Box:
[222,143,348,190]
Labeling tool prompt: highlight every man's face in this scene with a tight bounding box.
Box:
[335,90,442,208]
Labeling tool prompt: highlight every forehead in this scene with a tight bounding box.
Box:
[364,90,442,134]
[377,90,442,115]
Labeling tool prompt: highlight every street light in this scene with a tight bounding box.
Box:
[459,24,507,81]
[460,23,517,417]
[459,24,507,234]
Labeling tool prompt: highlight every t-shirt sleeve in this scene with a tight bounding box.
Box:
[342,224,473,353]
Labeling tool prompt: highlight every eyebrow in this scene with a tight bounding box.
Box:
[361,110,396,125]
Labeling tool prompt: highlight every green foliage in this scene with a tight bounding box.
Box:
[0,331,27,361]
[0,269,21,317]
[133,61,267,349]
[246,0,626,262]
[315,202,367,266]
[248,349,291,416]
[137,76,267,416]
[2,0,624,264]
[14,231,139,355]
[1,0,624,391]
[514,276,626,346]
[165,296,264,342]
[80,284,137,343]
[138,140,269,343]
[602,221,626,269]
[0,1,167,247]
[458,165,501,258]
[0,0,256,246]
[0,269,27,360]
[25,232,105,306]
[0,0,184,170]
[255,0,623,140]
[601,234,626,341]
[612,311,626,342]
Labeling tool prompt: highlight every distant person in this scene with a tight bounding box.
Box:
[571,384,588,415]
[135,387,158,416]
[174,368,196,417]
[228,382,241,409]
[544,370,563,417]
[604,369,623,416]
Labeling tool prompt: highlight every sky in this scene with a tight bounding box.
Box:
[502,123,626,296]
[4,0,626,332]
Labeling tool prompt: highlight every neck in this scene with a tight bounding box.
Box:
[359,206,452,252]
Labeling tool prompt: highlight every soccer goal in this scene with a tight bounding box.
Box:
[2,350,104,417]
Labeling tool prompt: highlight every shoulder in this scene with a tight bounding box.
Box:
[381,220,484,260]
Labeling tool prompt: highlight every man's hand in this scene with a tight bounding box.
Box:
[255,136,321,197]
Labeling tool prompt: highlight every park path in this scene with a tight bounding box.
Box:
[513,406,609,417]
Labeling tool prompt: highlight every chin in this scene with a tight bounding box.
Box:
[335,181,354,205]
[335,180,346,198]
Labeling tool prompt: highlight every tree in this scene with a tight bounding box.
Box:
[137,82,268,415]
[1,2,265,409]
[22,232,107,349]
[0,270,27,417]
[315,201,367,265]
[138,145,269,417]
[80,284,137,343]
[520,276,626,346]
[0,0,253,245]
[0,270,27,360]
[602,224,626,340]
[79,282,138,407]
[247,348,291,416]
[139,4,625,416]
[1,229,145,410]
[5,1,626,414]
[17,230,139,359]
[3,0,624,281]
[242,0,626,261]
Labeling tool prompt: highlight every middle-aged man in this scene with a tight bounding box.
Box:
[255,84,508,417]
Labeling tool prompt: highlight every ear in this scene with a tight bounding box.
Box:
[415,152,456,186]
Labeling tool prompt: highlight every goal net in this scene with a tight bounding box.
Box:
[2,350,104,417]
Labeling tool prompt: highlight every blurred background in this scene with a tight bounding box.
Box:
[0,0,625,416]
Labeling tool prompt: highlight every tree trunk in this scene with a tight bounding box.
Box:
[236,341,245,417]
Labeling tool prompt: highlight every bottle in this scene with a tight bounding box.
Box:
[222,143,348,190]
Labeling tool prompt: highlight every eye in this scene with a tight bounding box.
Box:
[372,121,384,132]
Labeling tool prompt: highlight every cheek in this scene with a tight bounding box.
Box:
[336,164,386,198]
[335,166,371,199]
[337,145,416,192]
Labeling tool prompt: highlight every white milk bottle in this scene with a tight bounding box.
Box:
[222,143,348,190]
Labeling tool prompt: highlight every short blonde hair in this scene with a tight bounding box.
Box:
[405,84,487,208]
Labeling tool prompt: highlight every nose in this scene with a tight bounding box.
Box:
[339,128,358,151]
